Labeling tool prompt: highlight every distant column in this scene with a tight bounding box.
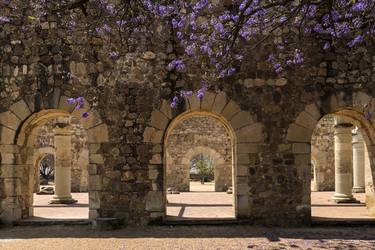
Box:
[49,120,77,204]
[352,129,365,193]
[331,116,358,203]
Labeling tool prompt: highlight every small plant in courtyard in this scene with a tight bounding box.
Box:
[191,155,214,184]
[39,154,55,184]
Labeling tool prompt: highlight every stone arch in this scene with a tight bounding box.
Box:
[33,147,56,193]
[143,91,264,220]
[285,91,375,220]
[181,146,231,192]
[0,91,109,224]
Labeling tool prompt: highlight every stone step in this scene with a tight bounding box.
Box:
[13,219,91,226]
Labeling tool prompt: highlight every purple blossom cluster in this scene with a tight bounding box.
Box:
[66,97,89,118]
[2,0,374,108]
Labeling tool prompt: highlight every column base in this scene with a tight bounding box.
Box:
[352,187,365,193]
[331,193,360,204]
[49,196,77,204]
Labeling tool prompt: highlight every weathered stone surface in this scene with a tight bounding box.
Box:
[9,100,30,120]
[287,124,313,143]
[236,123,263,143]
[0,127,16,144]
[1,12,375,228]
[211,92,227,114]
[0,111,21,130]
[87,124,109,143]
[149,110,169,131]
[145,191,163,212]
[221,101,241,121]
[230,111,253,130]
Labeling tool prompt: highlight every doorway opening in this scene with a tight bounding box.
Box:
[311,113,375,222]
[27,116,89,221]
[165,113,235,221]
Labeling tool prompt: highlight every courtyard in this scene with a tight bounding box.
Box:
[22,182,374,224]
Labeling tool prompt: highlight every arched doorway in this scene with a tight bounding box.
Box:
[0,95,109,224]
[311,113,375,220]
[165,113,234,220]
[143,91,263,223]
[285,91,375,223]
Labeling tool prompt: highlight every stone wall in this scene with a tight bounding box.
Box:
[311,115,335,191]
[166,115,232,192]
[1,4,375,226]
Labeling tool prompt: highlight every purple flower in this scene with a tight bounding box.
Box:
[109,51,119,60]
[66,98,77,104]
[227,68,236,76]
[274,63,283,74]
[167,59,185,71]
[170,96,179,108]
[293,49,304,65]
[197,89,205,100]
[0,16,10,23]
[323,42,331,50]
[181,90,193,97]
[82,112,89,118]
[348,35,364,48]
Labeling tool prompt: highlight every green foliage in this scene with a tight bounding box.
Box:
[195,159,214,178]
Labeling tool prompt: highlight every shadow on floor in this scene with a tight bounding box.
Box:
[1,225,375,242]
[32,204,89,208]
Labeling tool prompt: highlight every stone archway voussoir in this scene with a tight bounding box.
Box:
[0,111,21,130]
[221,100,241,121]
[229,111,254,131]
[87,124,109,143]
[201,92,217,111]
[235,123,263,143]
[211,92,228,114]
[9,99,31,121]
[286,123,313,143]
[149,110,169,131]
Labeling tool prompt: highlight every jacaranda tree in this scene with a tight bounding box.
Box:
[1,0,374,110]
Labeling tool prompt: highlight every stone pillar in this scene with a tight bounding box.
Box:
[331,116,358,203]
[49,120,77,204]
[352,130,365,193]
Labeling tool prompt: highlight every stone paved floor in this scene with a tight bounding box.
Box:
[166,182,235,220]
[27,193,89,220]
[1,225,375,250]
[28,187,374,222]
[311,191,374,221]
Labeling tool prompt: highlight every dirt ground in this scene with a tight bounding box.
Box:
[1,225,375,250]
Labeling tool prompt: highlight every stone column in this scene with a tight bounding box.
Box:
[332,116,358,203]
[49,120,77,204]
[352,129,365,193]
